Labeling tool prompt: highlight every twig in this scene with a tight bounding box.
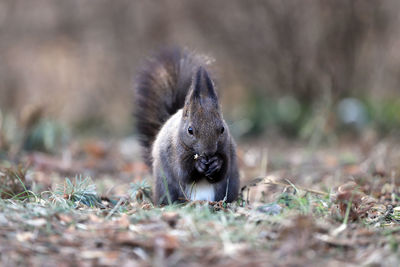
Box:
[262,176,329,196]
[222,175,230,203]
[179,181,189,201]
[105,196,126,220]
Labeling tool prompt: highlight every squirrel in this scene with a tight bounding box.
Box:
[134,47,239,205]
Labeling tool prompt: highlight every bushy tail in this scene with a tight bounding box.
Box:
[134,47,208,166]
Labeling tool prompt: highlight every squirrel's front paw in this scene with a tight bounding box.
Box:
[194,156,208,174]
[205,155,223,177]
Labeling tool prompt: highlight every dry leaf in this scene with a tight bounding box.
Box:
[333,181,377,221]
[83,140,108,159]
[161,212,180,228]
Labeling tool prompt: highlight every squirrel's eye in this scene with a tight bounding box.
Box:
[188,126,194,135]
[220,126,225,134]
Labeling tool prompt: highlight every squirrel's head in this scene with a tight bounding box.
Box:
[180,67,228,158]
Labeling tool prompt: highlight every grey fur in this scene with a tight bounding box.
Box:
[135,48,240,205]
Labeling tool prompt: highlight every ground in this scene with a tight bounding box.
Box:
[0,135,400,266]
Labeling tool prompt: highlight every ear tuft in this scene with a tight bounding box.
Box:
[193,66,218,101]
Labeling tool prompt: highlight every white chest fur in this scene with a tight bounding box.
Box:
[186,180,215,201]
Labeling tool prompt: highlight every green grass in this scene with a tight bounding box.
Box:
[46,176,102,208]
[0,165,36,200]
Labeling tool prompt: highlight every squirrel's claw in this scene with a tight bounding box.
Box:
[195,159,207,174]
[205,155,222,177]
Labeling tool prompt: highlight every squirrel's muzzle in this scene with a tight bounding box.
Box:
[203,150,217,160]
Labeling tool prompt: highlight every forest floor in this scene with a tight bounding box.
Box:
[1,135,400,266]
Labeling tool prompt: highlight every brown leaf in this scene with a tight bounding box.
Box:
[121,162,149,174]
[88,214,104,223]
[83,140,108,159]
[114,231,144,247]
[278,215,319,256]
[57,214,73,224]
[154,233,179,254]
[16,232,35,242]
[141,203,152,210]
[114,231,179,254]
[115,214,130,228]
[333,181,376,221]
[161,212,180,228]
[343,164,362,175]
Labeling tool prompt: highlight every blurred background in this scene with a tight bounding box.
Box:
[1,0,400,155]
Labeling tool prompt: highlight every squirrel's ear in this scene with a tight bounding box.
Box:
[193,67,219,102]
[192,67,202,99]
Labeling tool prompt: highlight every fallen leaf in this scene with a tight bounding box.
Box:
[16,232,35,242]
[161,212,180,228]
[83,140,108,159]
[333,181,376,221]
[115,214,130,228]
[25,218,47,227]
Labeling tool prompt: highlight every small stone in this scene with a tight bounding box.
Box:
[0,214,8,226]
[257,203,282,215]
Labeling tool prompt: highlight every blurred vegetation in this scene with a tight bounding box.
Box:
[23,119,69,153]
[0,0,400,146]
[0,108,69,156]
[0,165,31,199]
[231,93,400,139]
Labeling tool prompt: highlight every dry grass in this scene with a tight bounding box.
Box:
[1,135,400,266]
